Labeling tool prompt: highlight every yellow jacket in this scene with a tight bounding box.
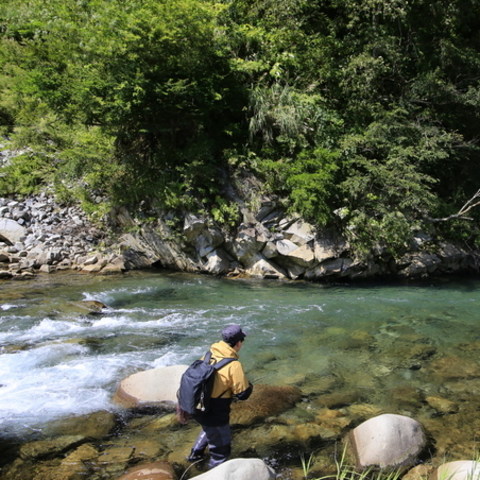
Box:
[207,341,250,399]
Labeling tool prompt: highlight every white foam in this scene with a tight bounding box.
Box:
[0,309,208,346]
[82,286,154,300]
[91,314,184,329]
[1,304,20,311]
[152,345,204,367]
[0,345,158,433]
[0,343,88,375]
[0,318,87,345]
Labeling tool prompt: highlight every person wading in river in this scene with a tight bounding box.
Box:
[187,324,253,469]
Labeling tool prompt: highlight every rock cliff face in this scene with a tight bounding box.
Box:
[0,195,478,280]
[116,202,479,281]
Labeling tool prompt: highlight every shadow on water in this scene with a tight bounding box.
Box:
[0,439,20,469]
[82,332,186,354]
[107,287,179,308]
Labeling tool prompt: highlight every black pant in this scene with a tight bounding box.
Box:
[191,424,232,469]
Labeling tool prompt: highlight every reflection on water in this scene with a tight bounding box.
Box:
[1,271,480,477]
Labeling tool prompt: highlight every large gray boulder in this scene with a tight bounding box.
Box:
[398,252,442,277]
[205,248,234,275]
[0,217,26,244]
[433,461,480,480]
[191,458,276,480]
[183,214,224,258]
[314,233,347,262]
[276,239,298,256]
[347,413,427,469]
[243,253,287,279]
[280,243,316,268]
[231,227,266,264]
[305,258,354,279]
[113,365,188,409]
[120,227,200,273]
[283,219,316,244]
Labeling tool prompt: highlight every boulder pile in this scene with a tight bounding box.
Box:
[0,195,123,279]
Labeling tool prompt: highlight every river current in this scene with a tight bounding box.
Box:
[1,271,480,474]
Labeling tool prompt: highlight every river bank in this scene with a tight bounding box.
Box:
[1,195,479,282]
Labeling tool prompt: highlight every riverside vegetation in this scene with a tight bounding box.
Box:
[1,0,480,278]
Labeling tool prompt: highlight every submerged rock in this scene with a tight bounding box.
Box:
[403,464,435,480]
[35,443,99,480]
[19,435,86,460]
[97,445,135,466]
[427,355,480,380]
[421,400,480,459]
[314,408,353,435]
[65,300,108,316]
[234,421,335,458]
[230,384,302,425]
[313,390,365,409]
[425,395,459,415]
[45,410,117,439]
[387,385,424,411]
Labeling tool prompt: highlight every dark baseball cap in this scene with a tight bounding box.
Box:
[222,324,247,344]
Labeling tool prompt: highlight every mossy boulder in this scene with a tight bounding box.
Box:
[32,443,99,480]
[231,384,302,425]
[19,435,86,460]
[45,410,116,439]
[427,356,479,380]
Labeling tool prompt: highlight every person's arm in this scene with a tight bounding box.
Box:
[234,381,253,400]
[231,362,253,400]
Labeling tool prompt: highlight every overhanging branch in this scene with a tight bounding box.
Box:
[429,189,480,223]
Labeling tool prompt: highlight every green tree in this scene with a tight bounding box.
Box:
[1,0,480,254]
[0,0,246,210]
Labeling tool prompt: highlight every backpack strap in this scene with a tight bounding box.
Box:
[203,351,236,371]
[204,351,213,364]
[213,357,236,370]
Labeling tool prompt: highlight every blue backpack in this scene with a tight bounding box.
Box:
[177,351,236,423]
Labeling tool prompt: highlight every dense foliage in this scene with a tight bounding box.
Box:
[1,0,479,256]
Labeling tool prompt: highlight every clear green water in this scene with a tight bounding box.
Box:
[1,271,480,473]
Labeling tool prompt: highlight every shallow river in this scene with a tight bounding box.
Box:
[1,271,480,477]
